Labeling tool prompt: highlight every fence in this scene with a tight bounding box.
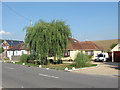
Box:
[12,56,20,61]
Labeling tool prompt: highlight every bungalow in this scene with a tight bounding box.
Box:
[48,38,103,61]
[111,43,120,62]
[7,38,103,61]
[7,43,29,60]
[2,40,24,57]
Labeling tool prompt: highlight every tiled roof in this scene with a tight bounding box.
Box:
[67,38,82,50]
[8,38,102,51]
[67,38,102,50]
[7,42,28,51]
[5,40,24,46]
[79,41,102,50]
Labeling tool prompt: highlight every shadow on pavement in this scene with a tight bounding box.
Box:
[103,62,120,70]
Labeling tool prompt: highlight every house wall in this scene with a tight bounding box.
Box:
[111,44,120,52]
[62,50,80,60]
[48,50,102,61]
[92,50,102,59]
[47,50,80,60]
[14,50,27,56]
[7,51,13,60]
[7,50,28,60]
[111,43,120,62]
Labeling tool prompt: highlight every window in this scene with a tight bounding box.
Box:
[85,51,94,56]
[73,40,77,43]
[22,51,24,54]
[64,50,70,57]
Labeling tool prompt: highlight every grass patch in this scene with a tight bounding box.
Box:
[42,63,97,70]
[6,61,39,67]
[6,61,97,70]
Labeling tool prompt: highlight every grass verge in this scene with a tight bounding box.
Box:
[6,61,97,70]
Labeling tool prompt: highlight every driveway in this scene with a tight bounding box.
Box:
[72,62,119,77]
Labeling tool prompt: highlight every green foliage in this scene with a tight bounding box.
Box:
[0,39,4,43]
[29,54,38,60]
[0,47,4,53]
[110,43,118,49]
[24,19,72,64]
[4,58,9,60]
[86,55,92,59]
[20,54,30,63]
[74,52,91,67]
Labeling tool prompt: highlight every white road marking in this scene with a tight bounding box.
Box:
[39,73,59,79]
[5,67,14,70]
[21,86,24,88]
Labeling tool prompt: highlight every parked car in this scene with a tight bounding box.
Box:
[94,53,109,62]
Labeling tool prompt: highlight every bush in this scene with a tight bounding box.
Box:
[30,54,38,60]
[20,54,30,63]
[49,59,54,64]
[74,52,91,67]
[86,55,92,59]
[4,58,9,60]
[28,60,35,64]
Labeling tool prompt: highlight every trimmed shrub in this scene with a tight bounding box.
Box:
[74,52,91,67]
[20,54,30,63]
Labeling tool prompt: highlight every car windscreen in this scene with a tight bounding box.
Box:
[98,54,103,57]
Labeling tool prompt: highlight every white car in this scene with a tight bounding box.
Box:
[94,53,109,62]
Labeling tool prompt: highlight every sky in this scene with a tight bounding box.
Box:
[1,2,118,41]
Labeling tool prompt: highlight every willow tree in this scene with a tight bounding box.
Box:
[24,19,72,64]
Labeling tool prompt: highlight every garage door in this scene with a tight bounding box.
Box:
[113,51,120,62]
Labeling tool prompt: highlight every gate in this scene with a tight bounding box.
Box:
[113,51,120,62]
[12,56,20,61]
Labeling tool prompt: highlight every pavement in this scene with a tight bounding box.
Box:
[1,62,118,88]
[72,61,119,77]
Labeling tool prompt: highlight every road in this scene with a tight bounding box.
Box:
[2,63,118,88]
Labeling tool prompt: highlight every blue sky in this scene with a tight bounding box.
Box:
[2,2,118,41]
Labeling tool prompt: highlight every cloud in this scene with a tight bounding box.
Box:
[0,30,10,35]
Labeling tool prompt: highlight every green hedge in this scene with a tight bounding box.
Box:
[74,52,91,67]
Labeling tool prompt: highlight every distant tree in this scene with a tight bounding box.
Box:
[24,19,72,64]
[0,47,4,53]
[0,39,4,43]
[110,43,118,49]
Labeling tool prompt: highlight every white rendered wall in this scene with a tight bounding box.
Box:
[7,50,27,60]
